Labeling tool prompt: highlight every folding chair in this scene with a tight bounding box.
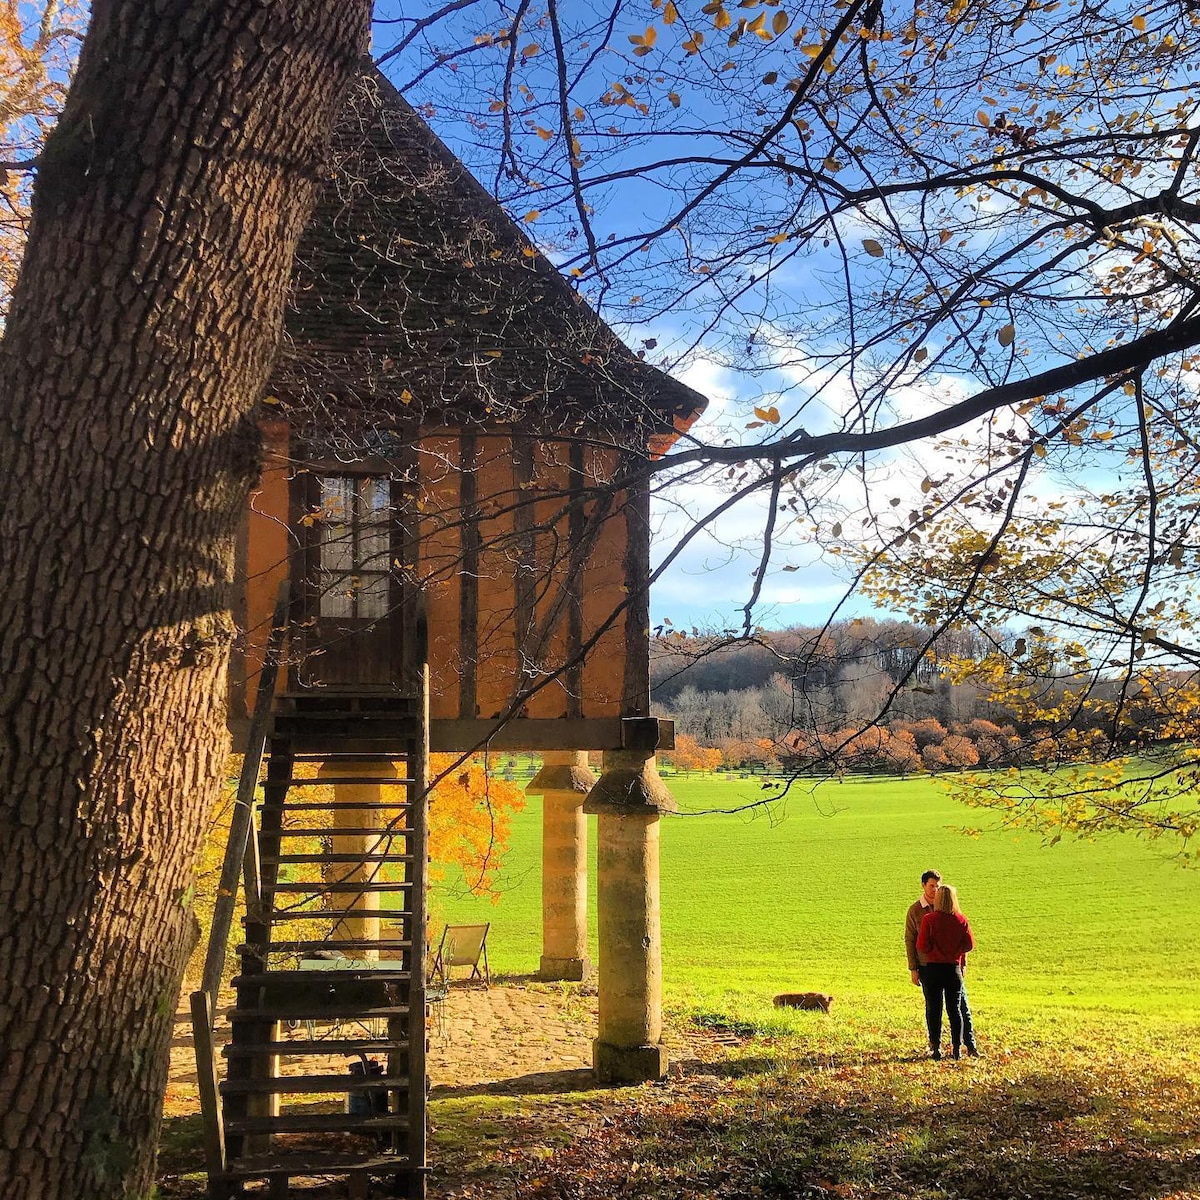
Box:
[432,923,491,988]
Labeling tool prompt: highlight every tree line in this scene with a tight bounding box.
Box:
[652,618,1185,774]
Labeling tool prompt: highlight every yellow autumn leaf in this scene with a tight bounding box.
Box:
[754,405,781,423]
[772,10,790,34]
[997,323,1016,347]
[664,0,679,24]
[522,42,540,57]
[863,237,885,257]
[766,232,789,244]
[523,210,540,223]
[1132,13,1146,30]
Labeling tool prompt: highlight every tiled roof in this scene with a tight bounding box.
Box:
[268,66,707,442]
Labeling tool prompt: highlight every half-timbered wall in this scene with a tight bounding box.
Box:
[230,422,645,743]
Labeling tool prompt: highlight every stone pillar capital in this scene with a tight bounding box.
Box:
[582,749,676,816]
[526,749,597,796]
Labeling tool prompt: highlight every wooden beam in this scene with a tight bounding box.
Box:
[429,716,675,752]
[189,989,226,1180]
[458,434,479,717]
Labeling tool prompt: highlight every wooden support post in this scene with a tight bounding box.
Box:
[189,990,226,1181]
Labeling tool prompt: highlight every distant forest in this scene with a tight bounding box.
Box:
[649,619,1153,773]
[650,618,1003,730]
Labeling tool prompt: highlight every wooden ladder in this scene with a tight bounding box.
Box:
[195,596,431,1199]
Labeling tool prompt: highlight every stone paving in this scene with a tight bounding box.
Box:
[167,976,697,1115]
[427,977,599,1092]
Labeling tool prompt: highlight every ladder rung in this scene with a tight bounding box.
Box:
[284,752,417,762]
[217,1150,417,1180]
[270,881,413,894]
[261,853,414,865]
[276,777,415,787]
[224,1038,408,1058]
[220,1073,411,1096]
[264,911,411,923]
[233,970,411,986]
[229,1003,410,1021]
[257,938,413,953]
[225,1112,409,1136]
[276,828,412,839]
[271,802,414,813]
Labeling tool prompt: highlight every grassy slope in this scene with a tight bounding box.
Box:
[432,772,1200,1019]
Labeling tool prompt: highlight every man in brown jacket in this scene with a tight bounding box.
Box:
[905,869,979,1055]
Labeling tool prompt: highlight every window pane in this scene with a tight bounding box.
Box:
[360,477,390,516]
[358,521,390,571]
[320,478,354,573]
[318,572,354,618]
[357,572,390,619]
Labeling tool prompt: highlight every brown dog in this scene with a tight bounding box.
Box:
[773,992,834,1012]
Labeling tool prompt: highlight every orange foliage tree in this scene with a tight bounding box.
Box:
[661,733,723,773]
[427,753,525,896]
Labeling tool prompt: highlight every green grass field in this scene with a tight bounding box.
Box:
[432,771,1200,1021]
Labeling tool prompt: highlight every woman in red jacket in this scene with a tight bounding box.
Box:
[916,885,976,1060]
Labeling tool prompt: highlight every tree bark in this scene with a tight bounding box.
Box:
[0,3,370,1195]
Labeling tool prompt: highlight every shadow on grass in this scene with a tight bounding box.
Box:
[486,1064,1200,1199]
[432,1067,598,1099]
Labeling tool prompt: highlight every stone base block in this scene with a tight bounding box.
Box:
[593,1038,668,1084]
[538,955,591,982]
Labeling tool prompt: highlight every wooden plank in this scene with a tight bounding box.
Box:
[229,1002,410,1021]
[622,466,653,716]
[260,852,413,865]
[407,634,430,1200]
[428,716,675,751]
[580,444,628,715]
[216,1150,417,1179]
[220,1073,410,1096]
[224,1038,407,1058]
[473,436,521,720]
[566,440,587,717]
[226,1112,408,1135]
[189,990,226,1179]
[512,434,537,697]
[274,827,412,839]
[270,880,413,893]
[458,433,479,716]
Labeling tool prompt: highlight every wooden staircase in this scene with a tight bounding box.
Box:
[192,592,430,1199]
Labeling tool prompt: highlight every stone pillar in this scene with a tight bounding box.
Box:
[583,749,676,1083]
[318,758,400,959]
[527,751,596,981]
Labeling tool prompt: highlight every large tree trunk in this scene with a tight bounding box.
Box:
[0,3,370,1195]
